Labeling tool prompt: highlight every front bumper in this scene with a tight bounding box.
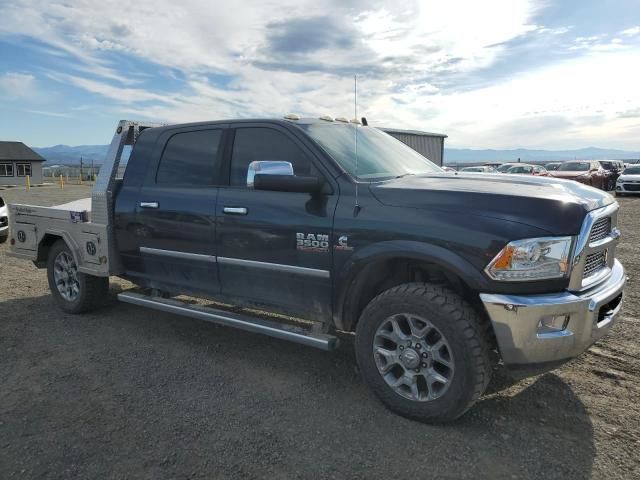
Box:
[480,259,625,368]
[616,183,640,194]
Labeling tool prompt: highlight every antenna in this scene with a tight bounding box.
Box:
[354,75,360,215]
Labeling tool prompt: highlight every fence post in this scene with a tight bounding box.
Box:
[26,175,31,190]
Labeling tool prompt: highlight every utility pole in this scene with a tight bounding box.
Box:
[80,156,83,181]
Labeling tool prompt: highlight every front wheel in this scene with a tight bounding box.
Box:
[46,240,109,314]
[355,283,492,422]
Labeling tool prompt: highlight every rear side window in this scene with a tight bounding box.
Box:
[156,129,222,185]
[230,128,313,186]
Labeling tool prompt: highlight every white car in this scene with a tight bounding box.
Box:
[0,196,7,243]
[616,165,640,196]
[496,163,520,173]
[460,166,497,173]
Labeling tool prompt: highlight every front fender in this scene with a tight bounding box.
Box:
[333,240,490,330]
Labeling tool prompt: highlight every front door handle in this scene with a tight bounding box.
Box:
[223,207,248,215]
[140,201,159,209]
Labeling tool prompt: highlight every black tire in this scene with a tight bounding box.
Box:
[615,192,624,197]
[355,282,492,423]
[0,234,6,244]
[46,239,109,314]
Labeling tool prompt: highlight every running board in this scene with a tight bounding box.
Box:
[117,291,339,351]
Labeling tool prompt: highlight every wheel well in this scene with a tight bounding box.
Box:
[342,258,491,336]
[35,234,63,267]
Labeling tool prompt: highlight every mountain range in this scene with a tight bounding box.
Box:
[34,144,640,165]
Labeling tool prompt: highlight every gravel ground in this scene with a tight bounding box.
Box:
[1,184,639,479]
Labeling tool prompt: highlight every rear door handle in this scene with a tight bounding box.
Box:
[223,207,248,215]
[140,201,159,209]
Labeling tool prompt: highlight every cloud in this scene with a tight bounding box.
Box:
[265,16,356,55]
[621,26,640,37]
[618,108,640,119]
[24,109,72,118]
[0,72,37,98]
[1,0,640,149]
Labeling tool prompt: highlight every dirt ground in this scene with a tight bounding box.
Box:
[1,184,639,479]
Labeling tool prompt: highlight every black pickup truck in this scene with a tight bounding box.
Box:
[8,118,626,422]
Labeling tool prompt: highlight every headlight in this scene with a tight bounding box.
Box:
[486,236,573,281]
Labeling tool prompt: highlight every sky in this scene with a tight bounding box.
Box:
[0,0,639,150]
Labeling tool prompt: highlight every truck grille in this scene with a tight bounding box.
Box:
[623,183,640,191]
[570,205,618,291]
[584,250,607,278]
[589,217,611,243]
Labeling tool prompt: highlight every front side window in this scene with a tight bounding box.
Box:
[508,166,532,174]
[16,163,31,176]
[230,128,314,186]
[0,163,13,176]
[156,129,222,185]
[298,123,441,180]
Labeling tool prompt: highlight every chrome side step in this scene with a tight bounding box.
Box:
[117,291,339,351]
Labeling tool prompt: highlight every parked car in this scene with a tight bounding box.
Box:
[442,166,457,172]
[615,165,640,196]
[0,196,8,243]
[7,119,626,423]
[460,165,496,173]
[550,161,608,190]
[545,162,561,171]
[505,164,549,176]
[599,161,625,190]
[496,163,519,173]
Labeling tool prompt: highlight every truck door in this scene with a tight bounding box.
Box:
[215,124,337,322]
[127,125,225,296]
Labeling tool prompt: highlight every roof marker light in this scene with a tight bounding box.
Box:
[349,118,362,125]
[284,113,300,120]
[319,115,334,122]
[335,117,349,123]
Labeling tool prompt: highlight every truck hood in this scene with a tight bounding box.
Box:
[369,173,615,235]
[618,173,640,182]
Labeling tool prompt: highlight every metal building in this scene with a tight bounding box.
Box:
[381,128,447,166]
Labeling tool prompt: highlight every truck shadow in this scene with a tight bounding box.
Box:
[1,293,595,479]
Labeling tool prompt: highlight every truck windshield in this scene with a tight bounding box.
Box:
[298,123,442,180]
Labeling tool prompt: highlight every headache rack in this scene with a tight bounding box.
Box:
[8,120,162,277]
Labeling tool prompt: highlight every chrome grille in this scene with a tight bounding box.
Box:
[589,217,611,243]
[569,204,618,291]
[584,250,607,278]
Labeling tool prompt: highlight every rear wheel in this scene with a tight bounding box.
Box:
[355,282,492,422]
[47,240,109,314]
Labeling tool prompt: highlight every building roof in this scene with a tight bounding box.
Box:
[380,128,448,138]
[0,141,46,162]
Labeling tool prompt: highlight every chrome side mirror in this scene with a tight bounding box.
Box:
[247,161,294,187]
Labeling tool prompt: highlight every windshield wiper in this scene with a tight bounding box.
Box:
[394,173,416,179]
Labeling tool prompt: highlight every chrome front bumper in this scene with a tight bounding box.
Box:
[480,259,625,367]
